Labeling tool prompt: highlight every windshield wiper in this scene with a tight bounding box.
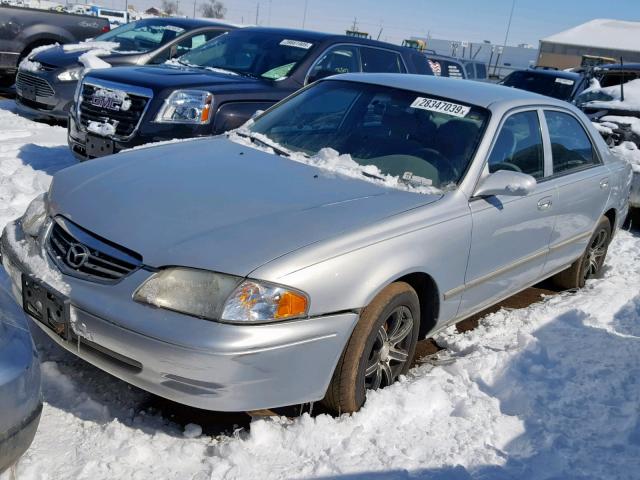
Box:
[235,131,293,158]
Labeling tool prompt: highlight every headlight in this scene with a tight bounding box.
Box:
[133,268,309,323]
[57,67,83,82]
[221,280,309,323]
[21,193,48,237]
[154,90,213,124]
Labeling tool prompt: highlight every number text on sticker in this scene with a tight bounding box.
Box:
[410,97,471,118]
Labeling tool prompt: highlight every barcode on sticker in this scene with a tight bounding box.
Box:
[555,78,574,86]
[410,97,471,117]
[280,39,313,49]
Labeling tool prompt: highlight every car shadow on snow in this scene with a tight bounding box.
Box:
[18,144,76,176]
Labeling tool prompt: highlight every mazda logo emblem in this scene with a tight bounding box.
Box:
[66,243,90,269]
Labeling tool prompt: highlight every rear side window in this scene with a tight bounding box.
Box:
[544,111,598,174]
[446,62,464,79]
[488,111,544,179]
[359,47,405,73]
[464,62,475,79]
[475,63,487,79]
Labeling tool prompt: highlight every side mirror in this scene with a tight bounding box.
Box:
[474,170,537,197]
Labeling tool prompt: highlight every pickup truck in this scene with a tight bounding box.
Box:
[0,5,110,86]
[68,26,432,159]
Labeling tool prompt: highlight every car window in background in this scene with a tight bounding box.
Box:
[475,63,487,79]
[180,31,315,80]
[360,47,406,73]
[446,61,464,79]
[310,45,360,77]
[97,19,186,52]
[545,110,598,174]
[488,111,544,179]
[502,71,576,101]
[464,62,475,79]
[249,80,489,188]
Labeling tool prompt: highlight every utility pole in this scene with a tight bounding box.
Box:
[193,0,196,18]
[502,0,516,49]
[350,17,358,31]
[255,2,260,25]
[268,0,272,25]
[302,0,308,28]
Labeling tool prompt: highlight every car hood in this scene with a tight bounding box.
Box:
[85,64,268,91]
[33,45,137,69]
[48,138,441,276]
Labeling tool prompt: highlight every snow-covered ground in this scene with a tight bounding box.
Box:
[1,102,640,480]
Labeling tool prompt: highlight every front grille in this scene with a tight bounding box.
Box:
[47,218,142,282]
[79,83,148,137]
[16,71,55,97]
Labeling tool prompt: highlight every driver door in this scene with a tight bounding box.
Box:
[459,109,558,315]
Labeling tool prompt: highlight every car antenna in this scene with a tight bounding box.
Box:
[620,56,625,102]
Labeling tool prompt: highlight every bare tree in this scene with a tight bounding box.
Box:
[161,0,179,15]
[200,0,226,18]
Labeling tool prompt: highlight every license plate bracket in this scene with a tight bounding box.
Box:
[19,83,37,101]
[86,134,115,158]
[21,274,70,340]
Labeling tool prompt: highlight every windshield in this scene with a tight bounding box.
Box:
[502,71,576,101]
[247,80,489,189]
[179,31,316,80]
[96,19,187,53]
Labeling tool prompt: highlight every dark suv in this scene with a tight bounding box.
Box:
[16,17,234,123]
[500,68,589,102]
[67,27,432,159]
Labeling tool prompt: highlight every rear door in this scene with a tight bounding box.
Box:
[540,109,611,275]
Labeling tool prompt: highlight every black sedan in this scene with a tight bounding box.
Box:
[15,17,235,123]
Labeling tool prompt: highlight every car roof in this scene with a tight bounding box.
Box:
[144,17,236,29]
[423,53,463,64]
[329,73,570,109]
[236,26,409,50]
[599,63,640,71]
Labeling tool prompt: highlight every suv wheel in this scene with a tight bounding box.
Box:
[322,282,420,414]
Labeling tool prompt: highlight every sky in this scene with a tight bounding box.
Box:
[94,0,640,46]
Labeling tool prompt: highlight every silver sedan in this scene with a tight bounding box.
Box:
[1,74,631,414]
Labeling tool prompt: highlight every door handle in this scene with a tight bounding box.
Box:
[537,198,552,210]
[600,178,609,189]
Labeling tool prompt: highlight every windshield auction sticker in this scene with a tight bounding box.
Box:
[410,97,471,117]
[555,78,575,85]
[280,39,313,49]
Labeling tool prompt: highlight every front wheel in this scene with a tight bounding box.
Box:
[552,216,611,289]
[322,282,420,414]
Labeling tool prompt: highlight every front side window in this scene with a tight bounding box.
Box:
[308,45,360,81]
[96,19,186,53]
[248,80,490,189]
[179,31,315,80]
[488,111,544,179]
[360,47,405,73]
[545,111,598,174]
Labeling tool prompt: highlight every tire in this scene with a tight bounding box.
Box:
[552,216,611,290]
[322,282,421,414]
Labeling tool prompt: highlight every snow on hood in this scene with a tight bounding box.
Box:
[18,43,60,72]
[165,58,240,76]
[611,141,640,173]
[580,78,640,111]
[78,49,112,71]
[62,41,120,52]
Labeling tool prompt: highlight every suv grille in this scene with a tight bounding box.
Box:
[79,83,149,137]
[16,72,54,97]
[47,218,142,282]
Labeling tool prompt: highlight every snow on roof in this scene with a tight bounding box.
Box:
[542,19,640,52]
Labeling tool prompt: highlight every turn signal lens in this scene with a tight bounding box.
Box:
[275,290,308,319]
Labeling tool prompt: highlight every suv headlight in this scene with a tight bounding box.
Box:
[154,90,213,124]
[133,268,309,323]
[57,67,83,82]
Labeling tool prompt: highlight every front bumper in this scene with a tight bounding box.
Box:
[0,402,41,475]
[1,220,357,411]
[14,70,76,123]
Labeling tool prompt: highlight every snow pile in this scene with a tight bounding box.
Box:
[78,49,112,71]
[18,58,41,73]
[612,141,640,173]
[228,131,444,195]
[165,58,240,76]
[62,41,120,52]
[581,78,640,112]
[86,121,116,136]
[602,114,640,137]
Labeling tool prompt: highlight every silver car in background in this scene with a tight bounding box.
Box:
[1,74,631,414]
[0,277,41,473]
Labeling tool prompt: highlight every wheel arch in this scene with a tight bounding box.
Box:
[393,271,440,340]
[603,207,616,231]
